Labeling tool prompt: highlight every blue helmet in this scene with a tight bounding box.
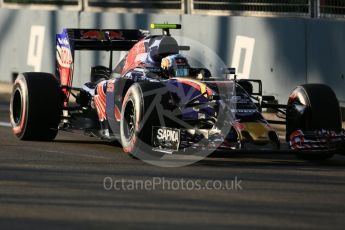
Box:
[161,54,190,78]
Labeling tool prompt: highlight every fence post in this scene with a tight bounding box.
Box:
[79,0,88,12]
[184,0,192,14]
[311,0,320,18]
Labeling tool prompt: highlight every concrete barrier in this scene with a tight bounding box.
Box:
[0,9,78,82]
[0,8,344,106]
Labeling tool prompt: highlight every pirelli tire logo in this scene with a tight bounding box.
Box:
[152,127,180,152]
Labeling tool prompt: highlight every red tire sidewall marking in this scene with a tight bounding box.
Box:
[12,77,27,136]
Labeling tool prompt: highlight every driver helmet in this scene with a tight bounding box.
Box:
[161,54,190,78]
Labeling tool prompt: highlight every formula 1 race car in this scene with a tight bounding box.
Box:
[10,24,345,161]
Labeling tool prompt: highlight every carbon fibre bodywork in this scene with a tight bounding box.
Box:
[101,71,280,152]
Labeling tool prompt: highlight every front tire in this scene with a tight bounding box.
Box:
[286,84,341,161]
[120,82,165,157]
[10,73,61,140]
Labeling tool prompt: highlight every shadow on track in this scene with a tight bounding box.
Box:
[53,139,122,147]
[196,154,345,168]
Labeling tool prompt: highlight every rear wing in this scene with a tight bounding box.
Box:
[59,28,149,51]
[56,28,148,89]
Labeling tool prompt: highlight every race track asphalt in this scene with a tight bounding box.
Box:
[0,94,345,230]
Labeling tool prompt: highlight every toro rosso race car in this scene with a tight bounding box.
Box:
[10,24,345,161]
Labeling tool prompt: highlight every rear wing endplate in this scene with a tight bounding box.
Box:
[56,28,148,99]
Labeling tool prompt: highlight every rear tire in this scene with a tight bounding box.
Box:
[286,84,341,161]
[10,73,61,141]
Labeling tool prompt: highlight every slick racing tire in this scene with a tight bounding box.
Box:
[10,73,61,141]
[286,84,341,161]
[120,82,166,158]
